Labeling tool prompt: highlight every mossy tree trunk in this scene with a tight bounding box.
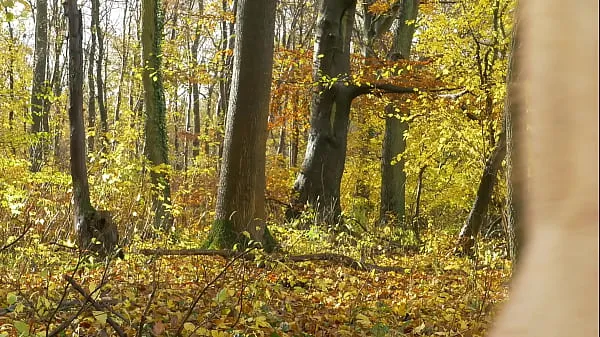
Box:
[206,0,277,251]
[141,0,173,231]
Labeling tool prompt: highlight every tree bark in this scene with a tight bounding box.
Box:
[30,0,49,172]
[456,130,507,256]
[292,0,357,226]
[87,3,97,154]
[215,0,237,160]
[92,0,108,139]
[65,0,119,257]
[113,0,129,122]
[6,8,16,154]
[142,0,173,230]
[207,0,276,251]
[504,20,524,263]
[380,109,408,225]
[379,0,419,228]
[47,0,66,162]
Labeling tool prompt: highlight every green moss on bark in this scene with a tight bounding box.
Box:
[261,226,276,253]
[203,219,277,253]
[203,219,237,250]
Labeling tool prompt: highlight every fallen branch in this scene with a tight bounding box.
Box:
[284,253,408,273]
[64,275,127,337]
[140,249,407,273]
[140,248,235,258]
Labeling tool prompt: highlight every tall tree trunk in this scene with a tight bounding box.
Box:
[92,0,108,140]
[504,20,523,263]
[411,165,427,242]
[65,0,93,249]
[191,57,201,159]
[215,0,237,160]
[380,112,408,225]
[142,0,173,230]
[291,0,357,226]
[114,0,130,122]
[207,0,276,251]
[379,0,419,228]
[47,0,65,159]
[87,4,97,154]
[65,0,119,257]
[6,8,16,155]
[289,116,299,167]
[189,0,203,159]
[456,130,507,255]
[30,0,49,172]
[277,122,286,156]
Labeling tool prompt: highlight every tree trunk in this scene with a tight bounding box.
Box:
[189,0,203,159]
[142,0,173,230]
[292,0,357,226]
[277,122,286,156]
[380,111,408,225]
[65,0,119,257]
[87,4,97,154]
[215,0,237,160]
[456,130,507,256]
[290,117,299,167]
[92,0,108,139]
[191,69,201,159]
[114,0,129,122]
[504,20,524,264]
[379,0,419,228]
[47,0,66,163]
[207,0,276,251]
[6,9,16,154]
[30,0,49,172]
[411,165,427,243]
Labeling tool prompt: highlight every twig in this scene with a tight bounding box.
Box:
[45,255,84,337]
[47,266,110,337]
[64,275,127,337]
[0,219,34,252]
[174,248,256,337]
[137,263,159,337]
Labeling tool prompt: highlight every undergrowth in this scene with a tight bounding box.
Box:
[0,162,511,337]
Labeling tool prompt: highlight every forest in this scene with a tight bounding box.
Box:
[0,0,520,336]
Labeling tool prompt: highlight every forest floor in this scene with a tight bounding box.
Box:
[0,223,510,337]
